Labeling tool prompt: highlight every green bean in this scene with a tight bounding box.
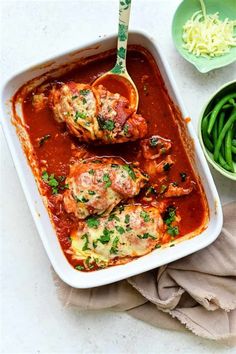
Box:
[213,110,236,162]
[212,119,218,146]
[207,93,236,135]
[202,116,213,152]
[218,154,232,171]
[225,127,234,172]
[218,112,225,135]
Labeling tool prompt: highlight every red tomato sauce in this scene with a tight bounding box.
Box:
[21,46,208,269]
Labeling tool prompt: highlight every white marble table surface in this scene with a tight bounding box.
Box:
[1,0,236,353]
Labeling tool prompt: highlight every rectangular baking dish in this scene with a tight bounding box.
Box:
[1,31,223,288]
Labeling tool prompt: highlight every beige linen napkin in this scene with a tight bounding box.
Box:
[53,202,236,345]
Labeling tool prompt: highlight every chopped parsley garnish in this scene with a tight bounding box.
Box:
[75,265,85,271]
[42,171,59,194]
[180,172,187,182]
[97,116,115,131]
[111,164,119,169]
[74,111,86,122]
[172,181,179,187]
[170,244,175,247]
[126,226,132,232]
[123,124,129,135]
[82,233,90,251]
[167,226,179,236]
[39,134,51,147]
[72,95,78,100]
[115,225,125,234]
[88,190,96,195]
[124,214,130,224]
[137,233,156,240]
[163,206,176,226]
[140,210,150,222]
[95,228,114,246]
[122,164,136,180]
[146,186,157,195]
[82,97,87,104]
[88,169,95,175]
[75,195,89,203]
[110,236,119,254]
[103,173,112,188]
[108,214,120,222]
[149,136,159,147]
[86,217,100,229]
[155,244,161,249]
[163,162,171,171]
[160,184,167,194]
[79,89,90,96]
[97,234,110,244]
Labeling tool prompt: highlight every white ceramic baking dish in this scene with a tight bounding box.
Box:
[1,31,223,288]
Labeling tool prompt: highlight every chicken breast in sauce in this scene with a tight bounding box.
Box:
[63,157,148,219]
[49,82,147,144]
[69,204,164,269]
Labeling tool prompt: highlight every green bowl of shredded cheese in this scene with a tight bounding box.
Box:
[172,0,236,73]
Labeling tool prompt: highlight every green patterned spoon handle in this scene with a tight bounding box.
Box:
[111,0,132,75]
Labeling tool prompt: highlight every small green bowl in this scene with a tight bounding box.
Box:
[172,0,236,73]
[198,81,236,181]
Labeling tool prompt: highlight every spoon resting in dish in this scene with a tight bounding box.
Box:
[92,0,139,111]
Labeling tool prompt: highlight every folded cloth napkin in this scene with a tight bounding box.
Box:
[53,202,236,345]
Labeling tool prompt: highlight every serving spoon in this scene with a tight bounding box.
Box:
[92,0,139,111]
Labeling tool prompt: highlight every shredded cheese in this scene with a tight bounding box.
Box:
[182,8,236,58]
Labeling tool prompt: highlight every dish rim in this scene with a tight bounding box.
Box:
[1,30,223,288]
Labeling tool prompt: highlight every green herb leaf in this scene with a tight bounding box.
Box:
[123,124,129,135]
[137,233,156,240]
[180,172,187,182]
[75,265,85,271]
[122,164,136,180]
[163,206,176,226]
[163,162,171,171]
[75,195,89,203]
[103,173,112,188]
[124,214,130,224]
[75,111,86,122]
[149,137,158,147]
[88,190,96,195]
[97,116,115,131]
[88,169,95,175]
[86,217,100,229]
[140,210,150,222]
[81,233,90,251]
[110,236,119,254]
[115,225,125,234]
[79,89,90,96]
[39,134,51,147]
[167,226,179,236]
[72,95,78,100]
[108,214,120,222]
[160,184,167,194]
[97,228,114,245]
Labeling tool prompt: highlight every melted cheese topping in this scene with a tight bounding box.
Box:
[69,204,164,269]
[63,159,148,219]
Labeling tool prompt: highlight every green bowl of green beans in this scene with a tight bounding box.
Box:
[199,81,236,181]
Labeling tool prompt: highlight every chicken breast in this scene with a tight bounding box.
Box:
[63,157,149,219]
[69,204,164,269]
[49,82,147,144]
